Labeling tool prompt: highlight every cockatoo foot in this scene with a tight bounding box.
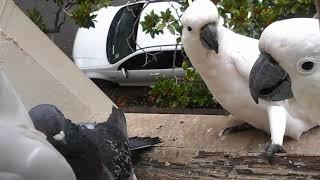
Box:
[221,123,255,136]
[265,143,286,162]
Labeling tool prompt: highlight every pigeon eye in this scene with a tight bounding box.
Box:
[187,26,192,31]
[297,57,319,74]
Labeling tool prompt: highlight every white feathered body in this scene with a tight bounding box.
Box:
[259,18,320,129]
[182,24,313,139]
[183,26,267,129]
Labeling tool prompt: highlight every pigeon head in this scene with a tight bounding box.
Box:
[249,18,320,106]
[29,104,67,144]
[181,0,221,54]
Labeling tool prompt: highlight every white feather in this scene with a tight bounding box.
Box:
[181,0,313,146]
[53,131,65,141]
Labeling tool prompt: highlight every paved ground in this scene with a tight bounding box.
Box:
[92,79,150,107]
[16,0,78,58]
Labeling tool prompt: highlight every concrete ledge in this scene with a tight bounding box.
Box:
[121,106,229,115]
[0,0,115,122]
[126,113,320,179]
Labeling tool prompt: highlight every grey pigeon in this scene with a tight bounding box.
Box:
[29,104,161,180]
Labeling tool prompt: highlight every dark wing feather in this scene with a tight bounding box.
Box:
[80,125,133,180]
[96,106,128,139]
[128,136,162,150]
[59,120,107,180]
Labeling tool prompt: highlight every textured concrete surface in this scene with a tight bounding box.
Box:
[0,0,115,122]
[126,113,320,179]
[127,113,320,155]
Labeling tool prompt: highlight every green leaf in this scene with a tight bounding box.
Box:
[182,61,189,70]
[168,25,175,35]
[156,22,166,31]
[26,8,48,32]
[176,37,181,44]
[161,9,172,22]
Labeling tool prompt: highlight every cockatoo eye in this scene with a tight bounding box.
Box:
[187,26,192,31]
[302,61,314,71]
[297,57,319,74]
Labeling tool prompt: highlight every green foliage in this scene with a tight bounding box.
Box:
[25,0,112,33]
[141,1,188,41]
[26,8,48,32]
[149,61,216,108]
[219,0,316,38]
[71,1,99,28]
[140,10,162,38]
[141,0,316,39]
[141,9,182,38]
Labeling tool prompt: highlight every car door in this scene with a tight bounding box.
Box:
[117,50,186,86]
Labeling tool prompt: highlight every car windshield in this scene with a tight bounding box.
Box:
[107,3,144,64]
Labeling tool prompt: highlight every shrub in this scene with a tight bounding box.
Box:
[149,62,217,108]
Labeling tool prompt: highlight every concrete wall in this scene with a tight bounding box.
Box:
[0,0,115,123]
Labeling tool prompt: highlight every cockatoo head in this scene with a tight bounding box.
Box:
[249,18,320,106]
[181,0,221,54]
[29,104,67,144]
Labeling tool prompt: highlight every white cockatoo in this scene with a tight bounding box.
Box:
[249,18,320,134]
[0,67,76,180]
[181,0,312,158]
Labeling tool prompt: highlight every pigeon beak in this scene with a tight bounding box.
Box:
[53,130,66,144]
[249,52,293,104]
[200,22,219,53]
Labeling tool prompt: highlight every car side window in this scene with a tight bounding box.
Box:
[119,50,186,70]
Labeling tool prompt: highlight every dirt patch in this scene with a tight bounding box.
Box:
[93,80,226,115]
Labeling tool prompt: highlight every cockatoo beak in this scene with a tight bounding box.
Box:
[249,52,293,103]
[200,22,219,53]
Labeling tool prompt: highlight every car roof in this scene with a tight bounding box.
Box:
[136,1,182,50]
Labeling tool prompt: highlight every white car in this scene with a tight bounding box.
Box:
[73,1,185,86]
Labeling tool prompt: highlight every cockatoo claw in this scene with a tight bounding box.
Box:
[265,143,286,162]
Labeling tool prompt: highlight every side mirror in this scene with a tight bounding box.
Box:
[121,68,128,79]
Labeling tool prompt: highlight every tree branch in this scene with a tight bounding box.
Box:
[44,2,77,34]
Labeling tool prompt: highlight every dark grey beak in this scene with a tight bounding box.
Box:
[200,22,219,53]
[249,52,293,104]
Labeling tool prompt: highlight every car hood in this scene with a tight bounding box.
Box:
[73,5,123,67]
